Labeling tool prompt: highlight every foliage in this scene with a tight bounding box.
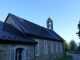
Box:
[69,40,77,51]
[64,41,70,52]
[53,55,73,60]
[0,20,3,22]
[78,46,80,51]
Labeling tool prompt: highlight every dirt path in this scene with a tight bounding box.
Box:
[67,54,80,60]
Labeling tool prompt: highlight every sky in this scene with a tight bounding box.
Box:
[0,0,80,43]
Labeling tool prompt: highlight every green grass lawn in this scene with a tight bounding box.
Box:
[53,55,73,60]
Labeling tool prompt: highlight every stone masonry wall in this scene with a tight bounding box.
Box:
[35,39,64,60]
[0,39,64,60]
[0,44,34,60]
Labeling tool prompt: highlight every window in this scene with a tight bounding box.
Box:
[10,48,29,60]
[25,48,29,60]
[56,42,58,53]
[35,40,39,56]
[50,41,54,53]
[44,41,48,54]
[60,42,63,52]
[16,48,23,60]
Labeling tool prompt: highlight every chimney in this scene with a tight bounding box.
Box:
[46,17,53,30]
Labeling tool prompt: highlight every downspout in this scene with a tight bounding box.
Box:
[63,41,66,55]
[34,44,36,60]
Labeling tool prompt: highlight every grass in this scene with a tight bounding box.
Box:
[53,55,73,60]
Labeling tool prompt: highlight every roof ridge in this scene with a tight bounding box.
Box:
[10,13,48,30]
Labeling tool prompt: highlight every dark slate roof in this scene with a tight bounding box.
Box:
[9,13,64,41]
[0,22,37,44]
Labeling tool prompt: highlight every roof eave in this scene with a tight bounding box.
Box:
[0,39,37,44]
[26,34,64,42]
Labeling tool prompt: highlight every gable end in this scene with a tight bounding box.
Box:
[4,14,25,33]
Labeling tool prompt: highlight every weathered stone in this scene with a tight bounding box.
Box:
[0,39,64,60]
[35,39,64,60]
[0,44,34,60]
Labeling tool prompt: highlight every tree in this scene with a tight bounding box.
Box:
[0,20,3,22]
[78,46,80,51]
[69,40,77,51]
[64,41,70,52]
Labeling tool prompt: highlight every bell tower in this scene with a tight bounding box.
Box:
[46,17,53,30]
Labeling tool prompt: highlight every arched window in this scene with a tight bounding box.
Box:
[44,40,48,54]
[60,42,63,52]
[35,40,39,56]
[56,42,58,53]
[50,41,54,53]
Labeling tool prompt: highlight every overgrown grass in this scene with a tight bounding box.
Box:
[53,55,73,60]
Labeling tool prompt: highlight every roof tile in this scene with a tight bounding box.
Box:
[0,22,37,44]
[10,14,64,41]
